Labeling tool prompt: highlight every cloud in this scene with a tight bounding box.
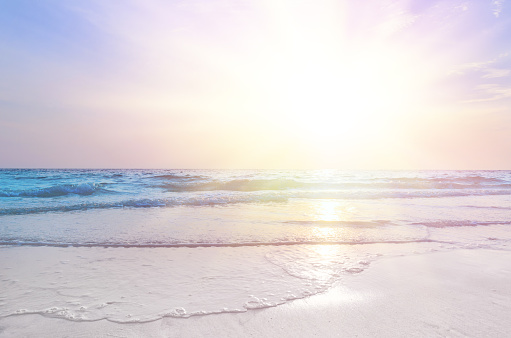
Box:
[492,0,505,17]
[449,50,511,102]
[377,11,418,36]
[464,83,511,102]
[482,68,511,78]
[449,60,495,75]
[449,51,511,76]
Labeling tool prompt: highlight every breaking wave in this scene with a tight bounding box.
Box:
[0,183,113,198]
[0,238,442,248]
[1,188,510,216]
[159,176,511,192]
[151,173,206,181]
[1,170,510,216]
[162,179,308,192]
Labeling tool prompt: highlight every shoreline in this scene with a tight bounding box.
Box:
[1,248,510,337]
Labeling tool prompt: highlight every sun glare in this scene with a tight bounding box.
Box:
[169,0,448,168]
[313,200,342,222]
[243,7,427,163]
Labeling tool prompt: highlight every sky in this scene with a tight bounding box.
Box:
[1,0,511,169]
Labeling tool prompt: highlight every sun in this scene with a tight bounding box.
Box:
[198,0,437,168]
[262,49,414,153]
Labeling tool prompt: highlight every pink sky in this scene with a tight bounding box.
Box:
[1,0,511,169]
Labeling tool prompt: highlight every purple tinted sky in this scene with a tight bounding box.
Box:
[1,0,511,169]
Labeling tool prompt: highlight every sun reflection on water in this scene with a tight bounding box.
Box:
[313,200,342,222]
[311,243,339,258]
[312,227,336,239]
[308,200,359,243]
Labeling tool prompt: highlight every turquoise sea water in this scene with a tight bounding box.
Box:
[1,169,511,322]
[1,169,510,246]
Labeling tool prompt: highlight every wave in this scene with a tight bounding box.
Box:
[461,205,511,210]
[412,220,511,228]
[8,305,249,323]
[0,183,113,198]
[4,171,510,197]
[0,194,287,215]
[285,219,511,229]
[14,176,48,180]
[450,175,507,184]
[1,188,510,215]
[372,175,507,184]
[158,176,511,192]
[162,178,308,192]
[0,238,443,248]
[283,220,391,227]
[151,173,206,181]
[370,176,511,189]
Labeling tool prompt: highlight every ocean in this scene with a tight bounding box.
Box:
[1,169,510,323]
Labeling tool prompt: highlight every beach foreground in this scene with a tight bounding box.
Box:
[2,170,510,336]
[1,248,509,337]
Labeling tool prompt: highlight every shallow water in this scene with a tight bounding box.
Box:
[1,170,510,322]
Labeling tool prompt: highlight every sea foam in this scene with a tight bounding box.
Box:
[1,169,511,323]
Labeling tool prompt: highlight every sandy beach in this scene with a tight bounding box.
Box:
[1,248,509,337]
[2,0,511,333]
[2,170,511,337]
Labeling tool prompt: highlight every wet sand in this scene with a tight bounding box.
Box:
[1,248,510,337]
